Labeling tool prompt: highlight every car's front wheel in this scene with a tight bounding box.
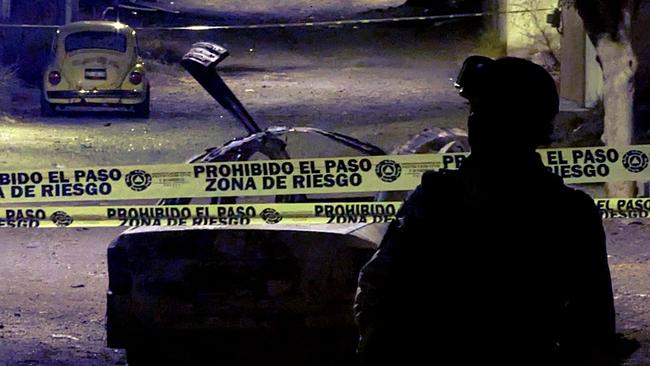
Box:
[133,86,150,118]
[40,93,57,117]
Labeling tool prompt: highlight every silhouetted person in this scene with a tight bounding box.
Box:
[354,56,621,365]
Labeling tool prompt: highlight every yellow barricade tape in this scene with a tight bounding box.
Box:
[596,198,650,219]
[0,199,647,228]
[0,202,400,228]
[0,145,648,203]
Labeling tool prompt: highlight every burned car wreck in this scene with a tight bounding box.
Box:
[106,42,468,364]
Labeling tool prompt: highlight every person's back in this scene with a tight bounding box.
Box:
[354,56,616,365]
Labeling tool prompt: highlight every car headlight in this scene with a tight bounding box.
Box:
[129,71,143,85]
[48,71,61,85]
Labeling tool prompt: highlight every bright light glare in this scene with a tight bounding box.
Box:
[186,26,211,31]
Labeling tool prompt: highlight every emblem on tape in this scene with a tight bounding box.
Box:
[51,211,73,227]
[260,208,283,224]
[622,150,649,173]
[125,170,153,191]
[375,160,402,182]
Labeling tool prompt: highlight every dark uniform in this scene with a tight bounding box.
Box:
[354,57,618,365]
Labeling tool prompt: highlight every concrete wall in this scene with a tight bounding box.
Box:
[584,35,603,108]
[632,1,650,136]
[559,6,585,105]
[559,5,603,108]
[498,1,603,108]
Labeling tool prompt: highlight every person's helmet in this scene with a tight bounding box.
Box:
[455,55,560,147]
[454,55,495,100]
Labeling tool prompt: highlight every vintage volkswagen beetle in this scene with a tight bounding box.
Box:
[42,21,150,117]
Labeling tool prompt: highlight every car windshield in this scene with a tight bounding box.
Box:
[64,31,127,53]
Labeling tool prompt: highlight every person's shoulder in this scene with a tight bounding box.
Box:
[559,185,599,214]
[420,169,460,193]
[399,169,459,219]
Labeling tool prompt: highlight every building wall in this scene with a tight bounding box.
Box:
[559,5,585,105]
[559,5,602,108]
[502,0,560,58]
[498,0,603,108]
[584,35,603,108]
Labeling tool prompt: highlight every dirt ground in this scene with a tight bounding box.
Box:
[3,24,473,169]
[180,0,403,18]
[0,20,649,365]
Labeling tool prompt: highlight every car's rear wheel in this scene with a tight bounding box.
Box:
[133,86,150,118]
[40,93,57,117]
